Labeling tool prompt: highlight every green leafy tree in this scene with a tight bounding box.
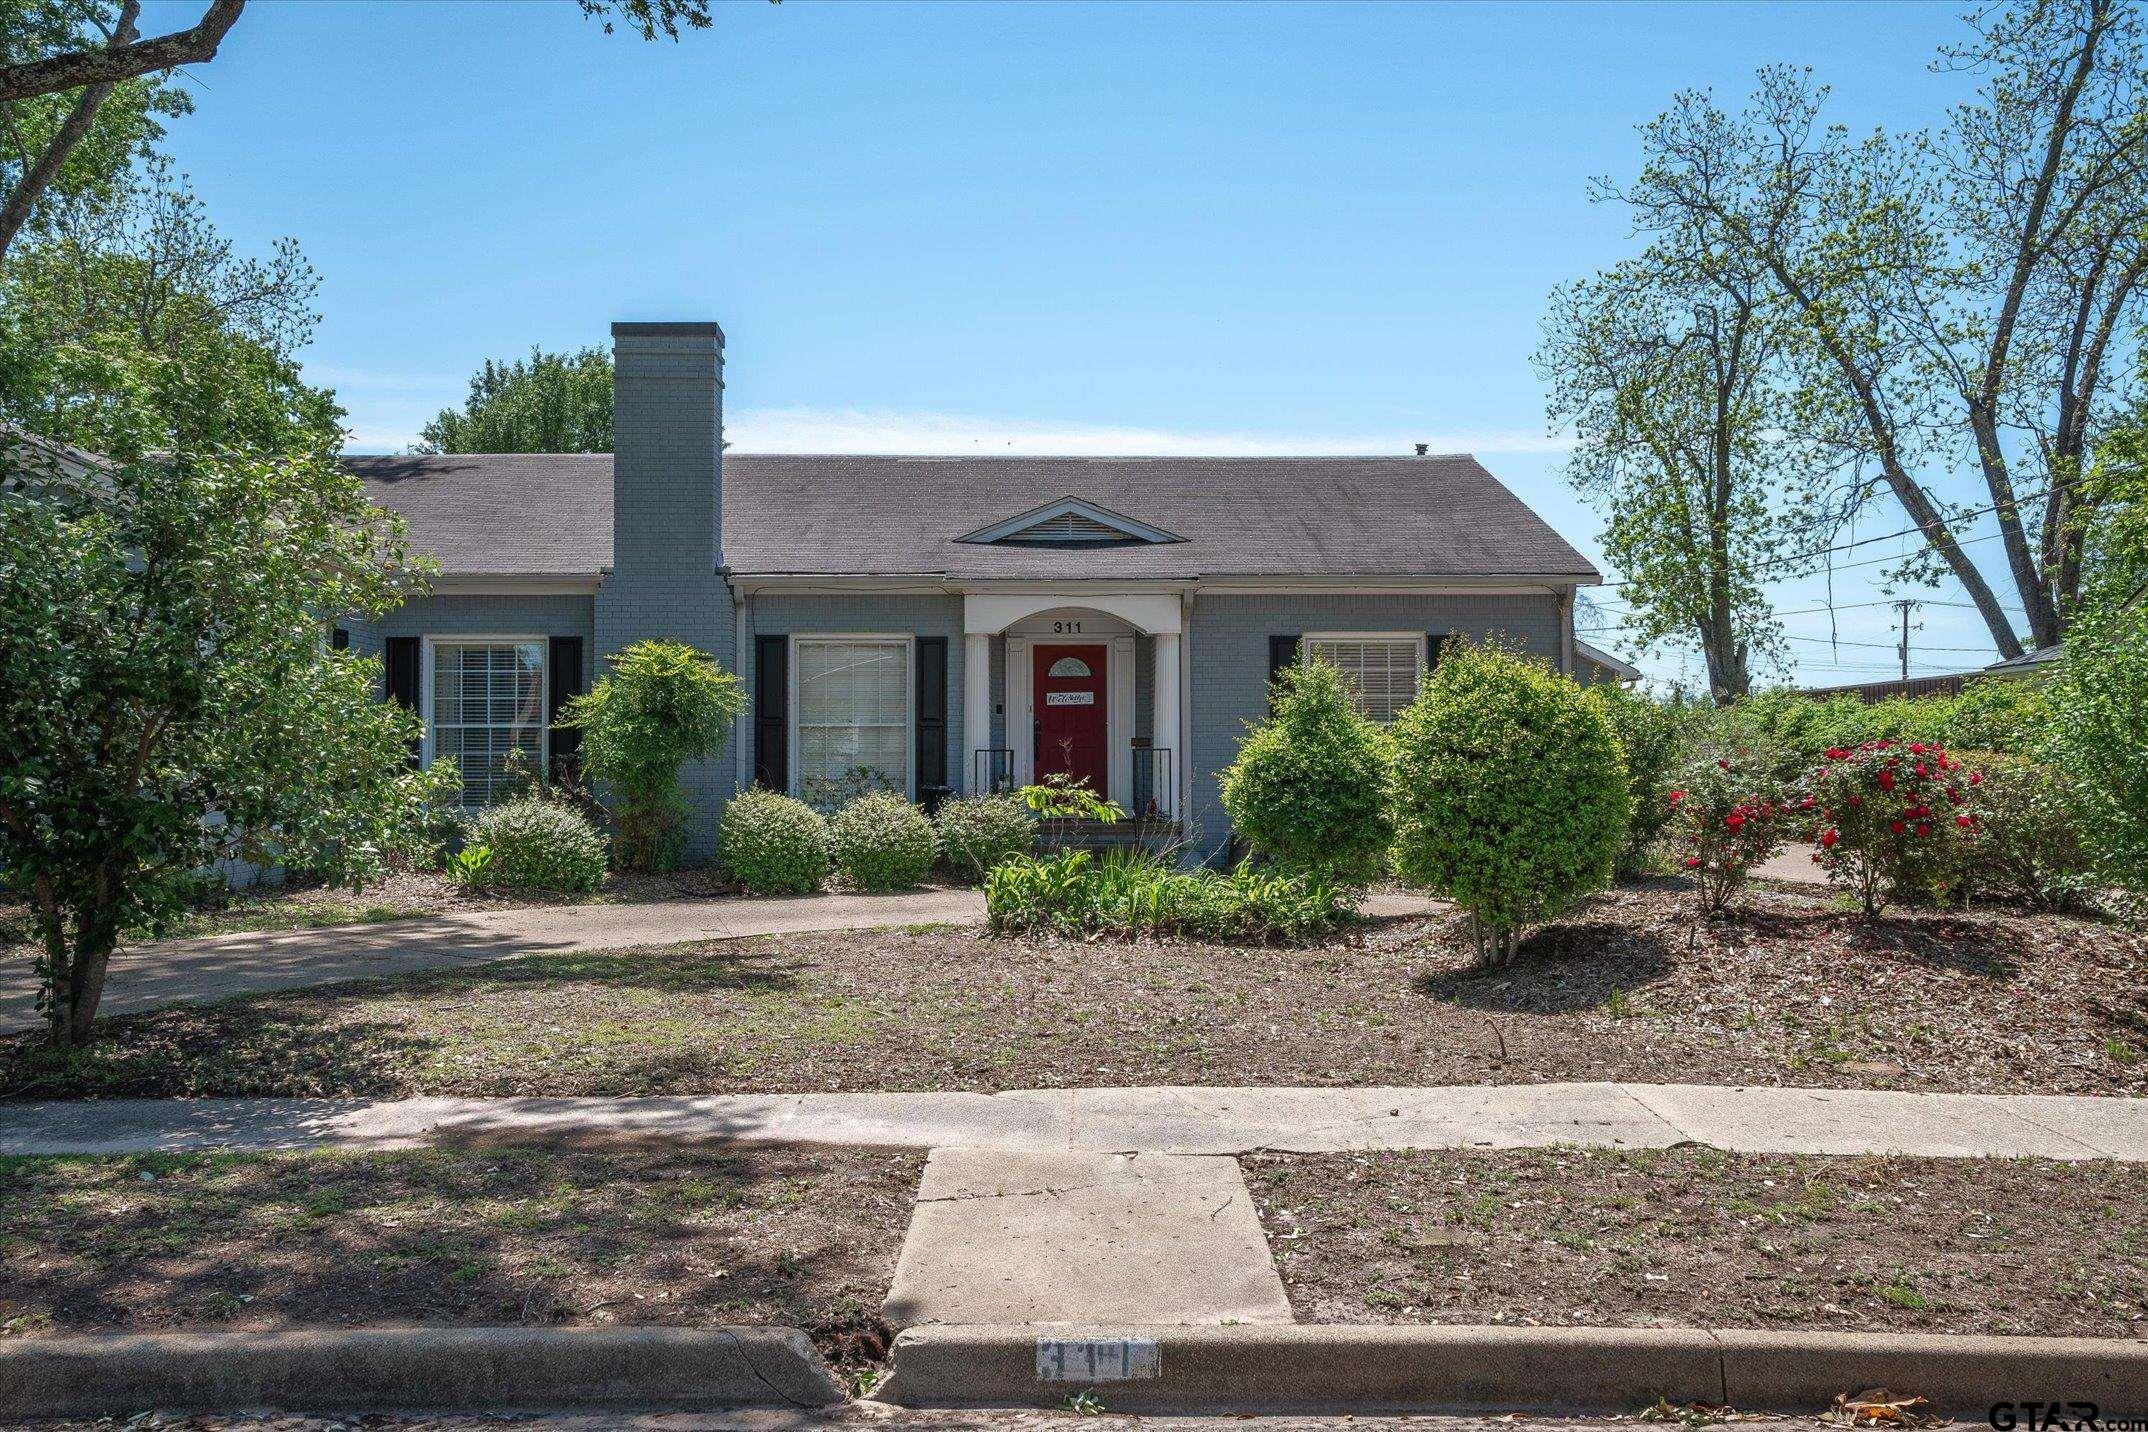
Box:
[1219,657,1393,886]
[1388,643,1628,965]
[0,158,337,458]
[561,639,744,871]
[416,347,615,455]
[1583,682,1689,878]
[0,442,453,1046]
[1608,1,2148,659]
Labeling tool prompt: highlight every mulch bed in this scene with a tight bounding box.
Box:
[1246,1147,2148,1338]
[4,884,2141,1099]
[0,1146,919,1375]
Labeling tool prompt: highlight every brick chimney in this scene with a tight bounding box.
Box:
[610,321,725,578]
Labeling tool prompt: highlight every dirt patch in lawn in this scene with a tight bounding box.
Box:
[0,1145,918,1376]
[1246,1147,2148,1338]
[5,884,2140,1099]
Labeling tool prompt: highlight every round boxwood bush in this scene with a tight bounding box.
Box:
[465,796,609,893]
[933,793,1035,882]
[1220,657,1393,885]
[829,790,938,891]
[1388,641,1628,965]
[719,788,830,896]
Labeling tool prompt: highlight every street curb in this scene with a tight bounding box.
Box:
[0,1326,847,1418]
[874,1324,2148,1415]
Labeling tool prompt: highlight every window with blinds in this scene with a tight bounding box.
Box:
[795,637,911,808]
[1304,635,1422,723]
[430,640,546,807]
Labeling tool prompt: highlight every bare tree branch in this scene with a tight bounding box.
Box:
[0,0,241,105]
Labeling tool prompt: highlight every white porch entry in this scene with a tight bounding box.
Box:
[961,592,1182,818]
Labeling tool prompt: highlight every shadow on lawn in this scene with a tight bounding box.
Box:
[1414,920,1676,1015]
[0,1144,904,1369]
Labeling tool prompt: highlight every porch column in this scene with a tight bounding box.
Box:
[964,632,992,793]
[1152,631,1181,817]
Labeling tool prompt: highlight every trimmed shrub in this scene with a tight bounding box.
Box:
[828,791,938,891]
[718,788,829,896]
[561,640,745,872]
[934,794,1035,882]
[1584,683,1688,878]
[983,849,1349,943]
[1219,658,1393,885]
[1666,749,1789,914]
[1806,741,1979,915]
[1710,680,2047,782]
[461,797,608,893]
[1955,751,2095,912]
[1388,642,1628,964]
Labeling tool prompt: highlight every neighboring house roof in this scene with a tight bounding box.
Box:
[1983,642,2062,677]
[344,452,1601,583]
[1573,640,1639,682]
[0,419,113,500]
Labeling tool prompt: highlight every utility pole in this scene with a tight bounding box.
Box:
[1894,599,1917,689]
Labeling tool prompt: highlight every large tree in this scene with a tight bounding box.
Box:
[1604,1,2148,659]
[416,347,615,455]
[1538,238,1820,700]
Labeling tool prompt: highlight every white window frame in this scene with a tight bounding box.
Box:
[788,633,917,802]
[420,635,550,809]
[1302,631,1425,724]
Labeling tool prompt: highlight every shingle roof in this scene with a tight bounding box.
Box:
[344,452,1599,582]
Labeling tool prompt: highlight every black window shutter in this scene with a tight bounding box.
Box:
[1267,634,1300,713]
[915,636,948,808]
[754,635,788,792]
[548,636,584,782]
[1427,633,1452,671]
[330,627,350,651]
[383,636,422,768]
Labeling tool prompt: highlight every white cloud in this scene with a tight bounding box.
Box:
[725,406,1573,457]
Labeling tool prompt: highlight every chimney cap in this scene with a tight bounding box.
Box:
[1414,442,1429,456]
[612,321,725,342]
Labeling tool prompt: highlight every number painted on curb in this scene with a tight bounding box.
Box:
[1034,1337,1161,1382]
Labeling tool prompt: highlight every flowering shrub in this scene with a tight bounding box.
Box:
[828,791,938,891]
[1220,658,1394,886]
[1805,741,1980,915]
[1666,751,1786,914]
[718,788,830,896]
[1388,641,1628,965]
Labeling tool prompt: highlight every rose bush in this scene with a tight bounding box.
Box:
[1806,741,1980,915]
[1666,750,1787,914]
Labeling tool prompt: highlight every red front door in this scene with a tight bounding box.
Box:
[1033,644,1108,795]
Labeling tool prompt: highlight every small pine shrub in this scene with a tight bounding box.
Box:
[1388,641,1628,965]
[1806,741,1980,915]
[1666,749,1789,914]
[1219,658,1393,886]
[463,797,609,893]
[934,794,1035,882]
[1584,683,1688,879]
[828,791,938,891]
[1954,751,2094,912]
[719,788,829,896]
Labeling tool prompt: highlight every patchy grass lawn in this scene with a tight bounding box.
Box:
[0,865,749,952]
[0,1145,918,1374]
[1247,1147,2148,1338]
[4,884,2141,1099]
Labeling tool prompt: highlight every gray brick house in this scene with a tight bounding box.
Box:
[342,321,1616,861]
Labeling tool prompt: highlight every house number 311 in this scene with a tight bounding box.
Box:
[1053,620,1083,633]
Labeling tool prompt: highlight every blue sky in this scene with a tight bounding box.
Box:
[145,0,2020,689]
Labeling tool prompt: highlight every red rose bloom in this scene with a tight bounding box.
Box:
[1684,857,1702,868]
[1915,822,1932,837]
[1890,820,1907,835]
[1819,829,1839,848]
[1668,790,1685,804]
[1877,770,1896,792]
[1956,813,1973,829]
[1726,814,1746,831]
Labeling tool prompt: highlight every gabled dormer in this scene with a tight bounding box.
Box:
[955,496,1185,550]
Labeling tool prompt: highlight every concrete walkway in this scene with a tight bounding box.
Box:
[2,889,1448,1034]
[6,1082,2144,1160]
[0,889,990,1033]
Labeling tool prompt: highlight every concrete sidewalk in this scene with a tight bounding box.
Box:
[0,888,990,1033]
[5,1082,2143,1160]
[2,889,1447,1034]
